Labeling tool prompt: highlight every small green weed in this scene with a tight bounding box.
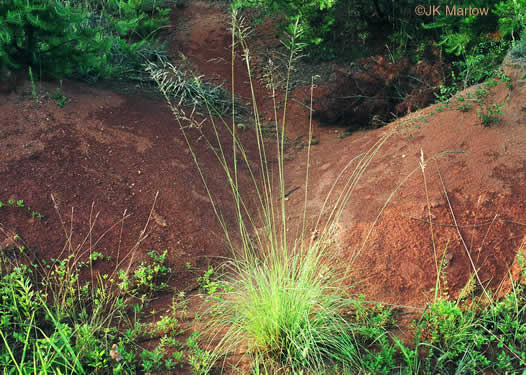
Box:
[455,95,474,112]
[475,86,489,100]
[478,103,504,127]
[153,314,183,337]
[434,82,458,104]
[435,103,447,112]
[118,250,171,296]
[485,78,499,88]
[186,331,212,375]
[50,88,69,107]
[133,250,171,294]
[140,347,165,373]
[28,67,37,103]
[0,198,44,220]
[197,267,223,295]
[89,251,105,262]
[456,103,474,112]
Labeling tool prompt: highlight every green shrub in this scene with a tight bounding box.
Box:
[234,0,523,65]
[233,0,337,57]
[495,0,526,39]
[458,40,510,86]
[0,0,169,81]
[0,0,94,75]
[94,0,171,40]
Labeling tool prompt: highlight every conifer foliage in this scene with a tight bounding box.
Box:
[0,0,169,81]
[0,0,96,77]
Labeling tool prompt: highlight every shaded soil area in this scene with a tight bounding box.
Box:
[313,48,447,129]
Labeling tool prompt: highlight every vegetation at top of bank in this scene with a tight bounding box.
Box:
[233,0,525,94]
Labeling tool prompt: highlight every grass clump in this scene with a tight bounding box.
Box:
[151,11,398,373]
[218,244,353,370]
[199,258,399,373]
[146,59,241,117]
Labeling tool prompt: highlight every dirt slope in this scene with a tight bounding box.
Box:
[285,80,526,307]
[0,78,259,290]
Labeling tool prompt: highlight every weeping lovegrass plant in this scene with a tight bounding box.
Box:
[147,10,408,373]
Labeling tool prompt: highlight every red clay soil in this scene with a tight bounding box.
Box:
[283,79,526,309]
[165,2,276,106]
[0,78,258,292]
[1,0,526,346]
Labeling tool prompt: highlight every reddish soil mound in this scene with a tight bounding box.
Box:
[284,71,526,309]
[0,79,257,289]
